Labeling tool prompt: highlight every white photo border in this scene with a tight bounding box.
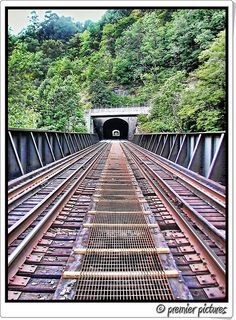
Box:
[0,1,234,318]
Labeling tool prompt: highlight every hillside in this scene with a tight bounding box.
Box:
[8,8,226,132]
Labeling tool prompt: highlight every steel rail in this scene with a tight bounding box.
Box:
[129,140,226,198]
[125,142,225,210]
[8,143,107,246]
[8,143,101,202]
[8,146,103,213]
[124,144,226,247]
[122,144,225,289]
[126,141,225,202]
[131,136,226,194]
[69,142,178,301]
[8,143,110,281]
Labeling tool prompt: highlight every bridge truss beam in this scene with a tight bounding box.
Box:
[133,132,226,185]
[8,128,99,181]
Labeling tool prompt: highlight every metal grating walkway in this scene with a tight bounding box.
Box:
[73,142,175,301]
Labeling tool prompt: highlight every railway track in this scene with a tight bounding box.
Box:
[7,141,226,301]
[8,143,110,278]
[122,142,226,300]
[8,143,107,245]
[123,143,226,248]
[8,143,106,215]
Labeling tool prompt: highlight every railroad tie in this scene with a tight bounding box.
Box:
[73,248,170,254]
[69,143,176,300]
[83,223,159,228]
[63,270,179,279]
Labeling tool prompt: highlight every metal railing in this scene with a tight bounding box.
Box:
[8,128,99,181]
[133,132,226,185]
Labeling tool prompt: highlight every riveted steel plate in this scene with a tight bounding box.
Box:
[196,274,217,285]
[57,215,68,220]
[9,275,30,286]
[164,231,183,238]
[27,254,44,262]
[162,215,172,219]
[164,219,176,224]
[61,210,70,215]
[8,291,21,300]
[44,232,56,238]
[39,239,53,245]
[179,246,195,253]
[34,246,48,253]
[189,263,208,272]
[18,264,37,273]
[175,238,189,245]
[159,211,170,216]
[53,220,64,225]
[190,288,208,300]
[172,232,185,238]
[203,287,226,299]
[184,254,201,263]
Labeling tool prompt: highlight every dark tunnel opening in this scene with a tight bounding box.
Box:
[103,118,129,140]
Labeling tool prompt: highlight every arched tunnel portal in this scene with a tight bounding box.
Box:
[103,118,129,139]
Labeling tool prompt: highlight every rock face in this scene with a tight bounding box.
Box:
[112,86,129,96]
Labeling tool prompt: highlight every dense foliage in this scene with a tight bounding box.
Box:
[8,8,226,132]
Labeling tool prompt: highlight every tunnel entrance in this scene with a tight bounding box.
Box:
[103,118,128,139]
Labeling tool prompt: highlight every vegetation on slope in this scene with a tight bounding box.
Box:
[8,9,226,132]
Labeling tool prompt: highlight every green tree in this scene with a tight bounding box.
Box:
[139,71,186,132]
[178,30,226,131]
[100,9,132,25]
[8,8,226,133]
[38,11,78,41]
[41,39,65,59]
[8,42,42,128]
[38,58,86,132]
[8,28,18,56]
